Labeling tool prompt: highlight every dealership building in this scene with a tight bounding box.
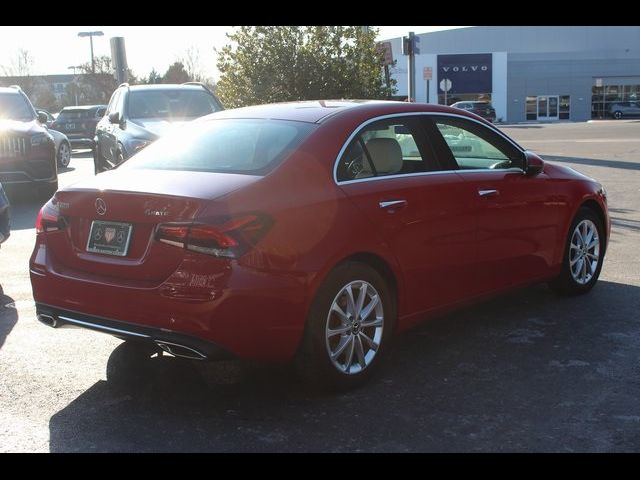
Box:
[383,26,640,122]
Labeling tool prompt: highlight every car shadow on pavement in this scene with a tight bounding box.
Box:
[0,289,18,350]
[3,193,44,231]
[543,155,640,172]
[48,280,640,452]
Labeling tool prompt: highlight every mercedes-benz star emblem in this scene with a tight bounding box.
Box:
[95,198,107,216]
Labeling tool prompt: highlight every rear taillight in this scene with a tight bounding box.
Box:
[35,199,66,233]
[156,214,271,258]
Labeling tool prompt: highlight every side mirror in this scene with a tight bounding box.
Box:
[108,112,121,124]
[37,111,49,124]
[524,151,545,176]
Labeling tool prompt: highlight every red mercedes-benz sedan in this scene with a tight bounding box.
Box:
[30,100,610,390]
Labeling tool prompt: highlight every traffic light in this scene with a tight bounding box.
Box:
[402,36,411,56]
[402,34,420,56]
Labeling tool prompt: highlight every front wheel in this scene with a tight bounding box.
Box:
[56,141,71,168]
[549,207,605,295]
[613,111,623,120]
[295,262,395,391]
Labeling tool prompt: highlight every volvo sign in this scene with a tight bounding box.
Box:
[437,53,492,94]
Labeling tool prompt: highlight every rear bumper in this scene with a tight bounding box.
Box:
[67,137,95,149]
[35,303,232,360]
[0,153,57,185]
[30,239,309,362]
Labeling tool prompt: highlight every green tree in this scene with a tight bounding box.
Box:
[76,55,119,104]
[163,61,190,84]
[215,26,396,108]
[145,68,162,84]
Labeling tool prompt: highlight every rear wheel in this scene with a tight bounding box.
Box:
[295,262,394,392]
[549,207,605,295]
[613,111,623,120]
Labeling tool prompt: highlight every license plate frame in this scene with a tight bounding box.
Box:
[86,220,133,257]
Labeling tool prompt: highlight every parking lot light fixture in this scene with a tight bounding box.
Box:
[78,31,104,73]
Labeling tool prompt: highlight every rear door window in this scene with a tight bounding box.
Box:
[336,117,438,182]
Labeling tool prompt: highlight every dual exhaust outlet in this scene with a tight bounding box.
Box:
[37,313,207,360]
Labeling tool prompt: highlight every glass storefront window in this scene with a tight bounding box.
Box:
[592,81,640,118]
[559,95,570,120]
[526,96,537,120]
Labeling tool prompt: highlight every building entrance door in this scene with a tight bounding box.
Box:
[537,95,559,120]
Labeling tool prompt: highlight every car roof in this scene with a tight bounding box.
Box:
[200,100,486,124]
[0,87,21,95]
[60,105,106,111]
[126,84,210,92]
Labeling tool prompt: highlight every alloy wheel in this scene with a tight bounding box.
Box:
[325,280,384,375]
[569,219,600,285]
[58,142,71,167]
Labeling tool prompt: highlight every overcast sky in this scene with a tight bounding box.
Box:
[0,26,468,81]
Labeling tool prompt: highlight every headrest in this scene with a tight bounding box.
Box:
[365,137,403,175]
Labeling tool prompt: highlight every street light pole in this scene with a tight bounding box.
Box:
[78,31,104,73]
[67,65,82,105]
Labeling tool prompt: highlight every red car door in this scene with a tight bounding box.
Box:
[335,116,478,318]
[429,115,560,293]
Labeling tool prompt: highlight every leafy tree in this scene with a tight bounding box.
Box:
[163,61,190,84]
[146,68,162,84]
[75,55,119,104]
[215,26,396,108]
[31,80,58,112]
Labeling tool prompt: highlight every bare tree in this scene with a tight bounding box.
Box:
[0,49,37,96]
[182,46,205,82]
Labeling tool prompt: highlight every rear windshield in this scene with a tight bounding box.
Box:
[127,90,221,119]
[119,119,315,175]
[0,93,34,121]
[57,109,98,120]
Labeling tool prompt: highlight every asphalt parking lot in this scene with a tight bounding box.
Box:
[1,120,640,452]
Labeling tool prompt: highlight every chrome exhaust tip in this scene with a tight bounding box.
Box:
[154,340,207,361]
[37,313,57,328]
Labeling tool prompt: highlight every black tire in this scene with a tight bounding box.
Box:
[115,144,126,166]
[106,341,161,392]
[613,111,623,120]
[56,141,71,168]
[93,143,109,175]
[549,207,605,296]
[295,262,395,392]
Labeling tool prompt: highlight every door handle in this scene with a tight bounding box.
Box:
[379,200,407,209]
[478,189,499,197]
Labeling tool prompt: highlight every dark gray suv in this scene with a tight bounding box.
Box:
[94,82,223,174]
[0,86,57,200]
[608,101,640,119]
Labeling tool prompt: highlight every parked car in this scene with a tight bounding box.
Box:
[0,182,9,247]
[607,101,640,119]
[30,100,609,391]
[93,82,223,174]
[451,100,497,122]
[35,110,72,168]
[51,105,106,149]
[0,86,57,200]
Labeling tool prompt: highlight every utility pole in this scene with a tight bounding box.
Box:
[78,31,104,73]
[402,32,419,102]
